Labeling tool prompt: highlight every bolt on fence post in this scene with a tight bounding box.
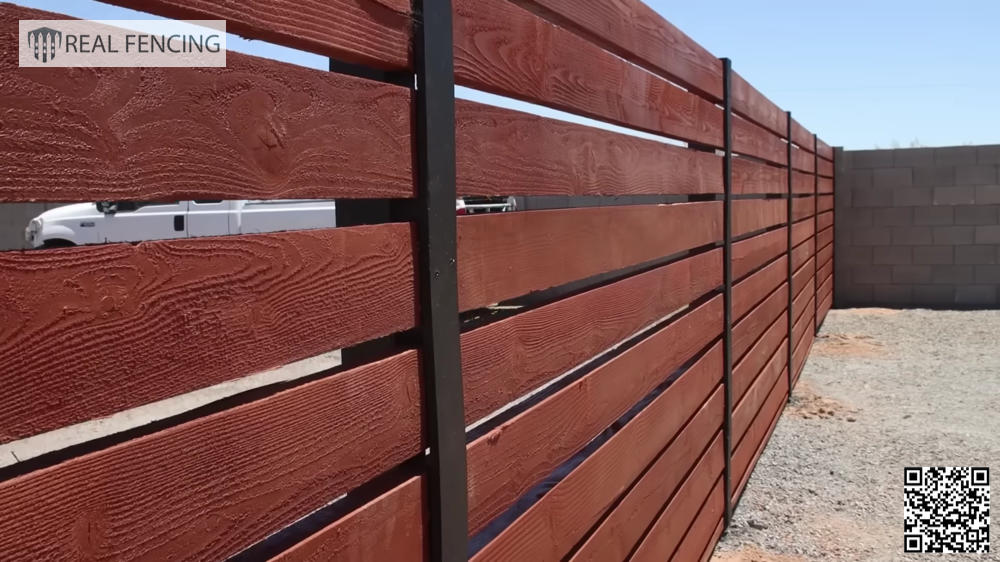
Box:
[813,134,820,335]
[720,57,734,528]
[412,0,468,560]
[785,112,794,399]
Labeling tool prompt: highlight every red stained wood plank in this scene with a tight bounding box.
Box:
[818,157,835,177]
[819,176,835,194]
[793,296,816,349]
[0,4,413,202]
[793,257,816,299]
[792,235,815,273]
[733,339,786,447]
[817,138,834,161]
[453,0,723,146]
[792,316,815,381]
[619,436,724,562]
[271,477,425,562]
[818,271,834,301]
[462,249,721,424]
[818,194,835,213]
[0,224,416,443]
[666,479,726,562]
[466,296,723,534]
[792,217,815,248]
[455,101,722,197]
[817,225,833,252]
[817,210,834,232]
[700,519,726,562]
[733,157,787,195]
[475,349,723,562]
[105,0,410,69]
[793,273,815,323]
[733,115,787,166]
[818,242,834,269]
[0,351,424,561]
[732,71,787,137]
[514,0,723,100]
[818,291,833,328]
[733,255,787,322]
[731,369,788,502]
[733,282,787,362]
[792,146,816,174]
[792,196,815,221]
[790,118,813,151]
[793,170,815,194]
[733,198,786,238]
[733,227,786,280]
[456,202,721,311]
[732,314,785,406]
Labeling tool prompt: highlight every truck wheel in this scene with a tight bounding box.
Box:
[41,239,75,249]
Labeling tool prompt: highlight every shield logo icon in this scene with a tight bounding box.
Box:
[27,27,62,63]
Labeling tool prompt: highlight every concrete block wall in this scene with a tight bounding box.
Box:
[835,145,1000,308]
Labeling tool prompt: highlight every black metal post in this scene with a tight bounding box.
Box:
[813,134,820,335]
[412,1,468,560]
[720,57,734,528]
[785,112,794,398]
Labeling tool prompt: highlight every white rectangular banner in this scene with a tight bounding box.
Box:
[19,19,226,67]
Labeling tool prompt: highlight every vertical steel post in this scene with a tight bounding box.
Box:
[785,112,794,397]
[813,134,820,334]
[720,57,734,528]
[412,0,468,560]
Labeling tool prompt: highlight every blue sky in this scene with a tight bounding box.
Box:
[13,0,1000,149]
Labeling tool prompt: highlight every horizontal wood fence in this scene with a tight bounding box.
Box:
[0,0,835,560]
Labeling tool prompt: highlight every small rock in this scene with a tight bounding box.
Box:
[847,417,856,422]
[748,520,768,530]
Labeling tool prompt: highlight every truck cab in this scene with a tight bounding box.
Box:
[25,200,337,248]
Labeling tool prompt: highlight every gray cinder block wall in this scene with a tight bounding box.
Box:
[835,145,1000,308]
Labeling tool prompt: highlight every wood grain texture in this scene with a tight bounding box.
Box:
[817,210,834,233]
[819,176,834,194]
[733,157,787,195]
[792,235,815,273]
[105,0,410,69]
[733,115,787,166]
[456,202,722,311]
[0,351,424,561]
[455,101,722,197]
[792,170,815,194]
[475,348,723,562]
[793,296,816,350]
[732,367,787,502]
[732,227,786,281]
[0,224,416,443]
[732,72,787,137]
[666,479,725,562]
[733,339,786,448]
[624,437,725,562]
[817,242,833,270]
[0,4,413,202]
[733,282,787,363]
[792,217,815,248]
[793,273,815,323]
[272,477,425,562]
[818,157,835,178]
[817,139,834,161]
[466,296,723,534]
[818,194,834,213]
[568,380,722,562]
[514,0,723,100]
[791,145,816,174]
[733,198,786,238]
[790,118,813,151]
[732,314,786,407]
[462,249,721,424]
[699,519,726,562]
[793,257,816,299]
[792,196,815,221]
[732,255,787,322]
[817,226,833,253]
[453,0,723,146]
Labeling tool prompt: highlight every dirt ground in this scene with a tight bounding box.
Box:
[712,308,999,561]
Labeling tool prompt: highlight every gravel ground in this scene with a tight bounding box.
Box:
[712,308,999,561]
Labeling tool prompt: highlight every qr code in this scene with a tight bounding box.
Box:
[904,467,989,553]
